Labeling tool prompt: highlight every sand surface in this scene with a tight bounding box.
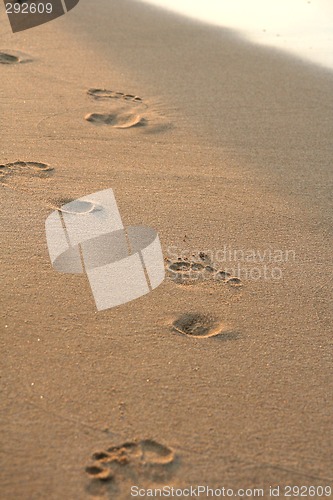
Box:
[1,0,333,498]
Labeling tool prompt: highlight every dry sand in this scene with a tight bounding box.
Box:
[1,0,332,498]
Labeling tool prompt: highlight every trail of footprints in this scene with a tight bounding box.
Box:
[1,47,165,131]
[85,439,177,497]
[2,47,166,132]
[165,252,243,287]
[2,47,164,131]
[2,58,235,494]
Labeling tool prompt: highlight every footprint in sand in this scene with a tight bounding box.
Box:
[165,252,243,287]
[87,88,145,105]
[0,52,19,64]
[85,111,146,129]
[85,88,169,132]
[171,312,238,340]
[85,439,177,497]
[0,50,31,64]
[38,89,169,139]
[0,161,54,185]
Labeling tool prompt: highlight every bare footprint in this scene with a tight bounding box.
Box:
[0,50,31,64]
[85,88,169,133]
[172,313,227,338]
[166,253,243,287]
[85,439,176,497]
[87,88,144,105]
[85,111,145,129]
[0,52,19,64]
[39,90,169,139]
[0,161,54,185]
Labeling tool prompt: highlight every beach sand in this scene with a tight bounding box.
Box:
[1,0,332,498]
